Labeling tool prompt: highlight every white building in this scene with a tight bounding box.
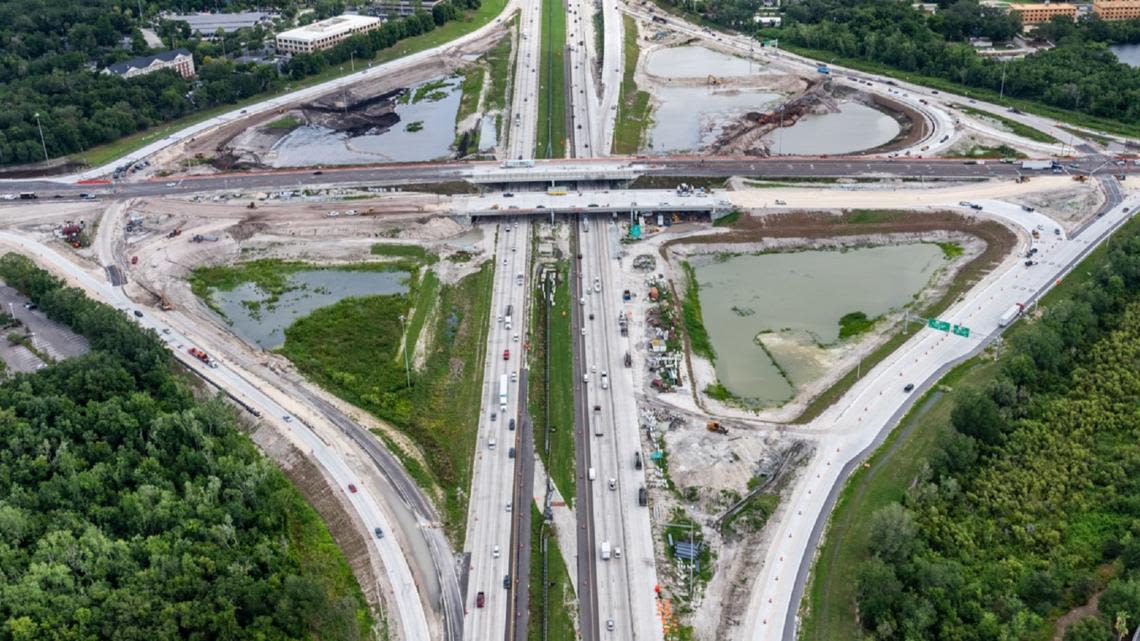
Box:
[275,15,382,54]
[104,49,196,79]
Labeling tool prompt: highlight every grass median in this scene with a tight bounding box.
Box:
[527,506,577,641]
[529,262,576,505]
[76,0,508,170]
[536,0,568,158]
[954,104,1058,144]
[612,15,652,155]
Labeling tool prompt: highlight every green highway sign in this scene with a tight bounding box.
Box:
[952,324,971,338]
[927,319,951,332]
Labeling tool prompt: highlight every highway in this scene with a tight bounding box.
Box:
[462,218,531,641]
[509,0,542,159]
[576,214,662,641]
[0,231,436,641]
[567,0,598,157]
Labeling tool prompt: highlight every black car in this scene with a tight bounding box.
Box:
[313,170,324,175]
[374,527,384,539]
[503,575,511,590]
[133,310,144,318]
[903,383,915,392]
[509,418,516,431]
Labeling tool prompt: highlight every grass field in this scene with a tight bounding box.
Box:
[612,16,652,155]
[954,105,1058,144]
[527,506,577,641]
[800,358,999,641]
[75,0,508,169]
[457,66,487,125]
[529,263,576,505]
[680,262,715,362]
[485,33,515,112]
[536,0,568,158]
[371,243,438,263]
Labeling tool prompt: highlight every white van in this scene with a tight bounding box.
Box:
[588,467,596,481]
[489,438,497,450]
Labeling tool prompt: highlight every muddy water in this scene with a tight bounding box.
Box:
[1111,43,1140,68]
[647,86,781,152]
[693,244,944,405]
[646,45,755,78]
[270,77,461,166]
[764,101,899,155]
[214,269,409,349]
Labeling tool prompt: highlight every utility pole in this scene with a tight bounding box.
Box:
[33,112,48,162]
[999,58,1008,102]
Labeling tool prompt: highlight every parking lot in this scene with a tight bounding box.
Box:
[0,285,90,373]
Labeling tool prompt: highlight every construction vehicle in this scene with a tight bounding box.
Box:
[131,256,139,265]
[623,289,632,301]
[188,347,218,368]
[1073,175,1087,183]
[707,420,728,435]
[999,303,1024,327]
[707,74,720,85]
[191,234,219,242]
[247,201,256,209]
[167,228,182,238]
[160,294,173,311]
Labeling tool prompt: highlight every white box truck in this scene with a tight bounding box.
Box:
[999,303,1024,327]
[601,541,611,561]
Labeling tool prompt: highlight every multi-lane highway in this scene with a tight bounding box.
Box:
[574,215,662,641]
[462,218,532,641]
[508,0,542,159]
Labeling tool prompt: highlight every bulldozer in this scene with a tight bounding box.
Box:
[707,420,728,435]
[1073,175,1087,183]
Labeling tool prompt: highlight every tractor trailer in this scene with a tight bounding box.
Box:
[1021,160,1054,171]
[999,303,1025,327]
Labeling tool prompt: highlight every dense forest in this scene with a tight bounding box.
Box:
[0,0,481,166]
[854,219,1140,640]
[0,253,374,640]
[768,0,1140,128]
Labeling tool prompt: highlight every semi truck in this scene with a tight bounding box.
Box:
[1021,160,1054,171]
[504,304,513,330]
[999,303,1025,327]
[601,541,611,560]
[499,374,509,406]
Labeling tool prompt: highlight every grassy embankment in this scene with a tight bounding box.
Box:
[779,42,1140,140]
[528,262,577,504]
[679,262,715,362]
[527,505,577,641]
[800,217,1139,641]
[612,16,652,155]
[192,254,491,544]
[535,0,568,158]
[75,0,508,169]
[954,104,1059,144]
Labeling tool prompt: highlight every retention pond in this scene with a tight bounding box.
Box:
[212,269,409,349]
[693,244,945,406]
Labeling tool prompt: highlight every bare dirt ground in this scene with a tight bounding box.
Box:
[1010,182,1105,229]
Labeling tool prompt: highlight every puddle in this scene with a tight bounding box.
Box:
[647,86,781,152]
[645,45,756,78]
[213,269,409,349]
[1111,43,1140,68]
[693,244,944,405]
[270,77,462,166]
[764,102,900,155]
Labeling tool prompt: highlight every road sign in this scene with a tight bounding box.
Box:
[952,324,971,338]
[926,318,951,332]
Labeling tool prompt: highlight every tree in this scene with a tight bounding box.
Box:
[857,557,905,636]
[1101,578,1140,633]
[868,503,919,566]
[1063,615,1113,641]
[950,387,1006,445]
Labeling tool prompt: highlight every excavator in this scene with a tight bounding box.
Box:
[706,420,728,435]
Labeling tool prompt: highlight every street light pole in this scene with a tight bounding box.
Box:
[33,112,48,162]
[398,314,411,388]
[999,59,1008,102]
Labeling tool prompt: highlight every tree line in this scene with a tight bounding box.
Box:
[0,0,482,166]
[767,0,1140,129]
[0,252,373,640]
[853,219,1140,641]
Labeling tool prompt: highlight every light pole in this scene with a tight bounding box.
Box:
[999,58,1008,102]
[33,112,48,162]
[398,314,411,388]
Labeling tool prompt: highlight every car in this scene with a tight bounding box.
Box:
[509,418,516,431]
[580,297,585,305]
[581,327,586,336]
[493,545,500,558]
[775,199,787,205]
[608,478,616,490]
[133,310,144,318]
[374,527,384,539]
[903,383,915,392]
[313,170,324,175]
[282,415,292,422]
[503,192,515,197]
[491,412,498,422]
[513,333,519,342]
[476,591,486,608]
[165,182,177,187]
[503,575,511,590]
[489,438,497,450]
[589,313,595,320]
[511,371,518,382]
[348,484,358,493]
[506,501,512,512]
[607,619,615,631]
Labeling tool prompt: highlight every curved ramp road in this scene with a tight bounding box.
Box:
[21,0,521,185]
[0,232,435,641]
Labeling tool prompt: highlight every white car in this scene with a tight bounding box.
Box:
[493,545,500,558]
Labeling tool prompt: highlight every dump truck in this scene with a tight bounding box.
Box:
[999,303,1024,327]
[188,347,218,368]
[707,421,728,435]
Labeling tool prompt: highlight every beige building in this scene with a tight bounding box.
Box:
[1093,0,1140,20]
[275,15,381,54]
[1008,2,1078,23]
[104,49,196,79]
